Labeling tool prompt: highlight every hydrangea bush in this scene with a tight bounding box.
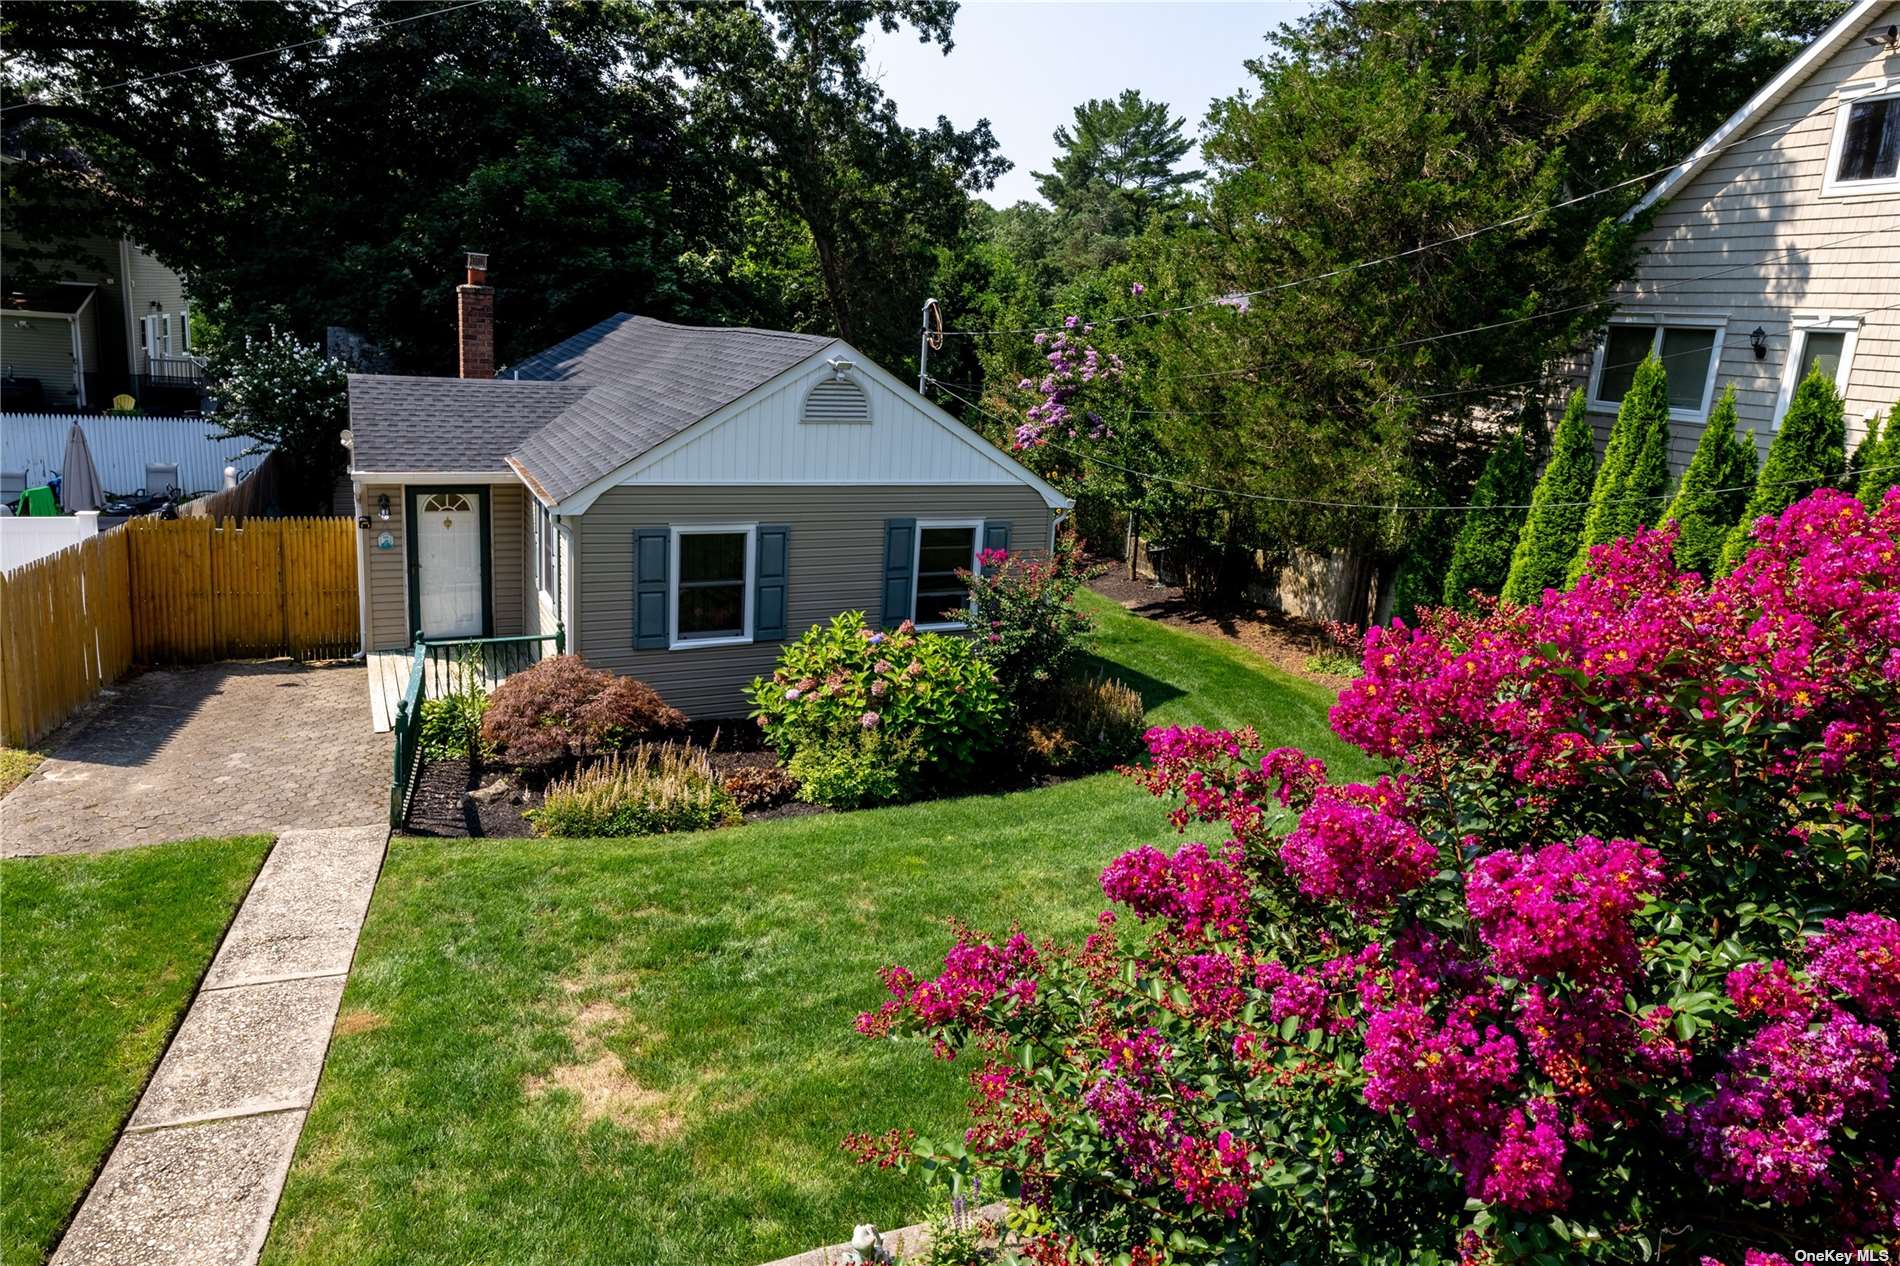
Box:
[852,490,1900,1263]
[748,612,1004,807]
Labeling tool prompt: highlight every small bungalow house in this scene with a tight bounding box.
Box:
[347,255,1070,721]
[1565,0,1900,462]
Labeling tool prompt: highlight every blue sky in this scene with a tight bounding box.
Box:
[861,1,1316,207]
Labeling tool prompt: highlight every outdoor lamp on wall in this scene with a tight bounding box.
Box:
[1750,327,1769,360]
[377,493,391,521]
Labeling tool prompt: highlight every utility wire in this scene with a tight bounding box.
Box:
[0,0,492,110]
[938,113,1827,338]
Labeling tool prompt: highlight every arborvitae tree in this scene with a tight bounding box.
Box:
[1856,410,1900,512]
[1442,427,1535,611]
[1663,385,1756,577]
[1389,508,1458,623]
[1719,364,1847,571]
[1505,391,1598,604]
[1570,354,1670,579]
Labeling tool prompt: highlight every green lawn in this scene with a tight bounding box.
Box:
[0,836,271,1266]
[261,596,1372,1266]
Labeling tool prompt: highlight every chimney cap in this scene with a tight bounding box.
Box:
[466,252,489,271]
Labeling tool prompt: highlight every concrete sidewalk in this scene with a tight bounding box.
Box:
[51,825,387,1266]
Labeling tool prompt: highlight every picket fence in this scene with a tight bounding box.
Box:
[0,516,358,746]
[1,412,266,495]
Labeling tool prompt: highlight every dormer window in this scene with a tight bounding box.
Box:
[802,374,870,424]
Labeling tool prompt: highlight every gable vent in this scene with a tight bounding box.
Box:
[802,377,870,425]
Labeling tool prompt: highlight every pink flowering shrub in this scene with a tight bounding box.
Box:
[1010,318,1124,449]
[959,538,1097,716]
[747,611,1002,806]
[852,490,1900,1263]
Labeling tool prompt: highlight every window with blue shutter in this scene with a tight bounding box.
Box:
[982,520,1011,573]
[881,518,916,629]
[755,525,789,640]
[633,527,669,649]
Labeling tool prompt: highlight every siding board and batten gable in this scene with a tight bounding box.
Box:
[1564,0,1900,467]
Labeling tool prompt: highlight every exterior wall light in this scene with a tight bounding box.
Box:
[1750,327,1769,360]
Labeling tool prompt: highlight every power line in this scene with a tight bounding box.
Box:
[0,0,492,111]
[937,113,1824,339]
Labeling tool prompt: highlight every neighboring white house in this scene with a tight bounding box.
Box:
[1568,0,1900,464]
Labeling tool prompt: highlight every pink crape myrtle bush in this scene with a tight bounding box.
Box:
[849,490,1900,1264]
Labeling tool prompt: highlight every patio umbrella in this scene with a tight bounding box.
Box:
[60,422,104,512]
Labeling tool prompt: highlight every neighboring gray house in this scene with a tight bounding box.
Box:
[1568,0,1899,463]
[347,255,1069,719]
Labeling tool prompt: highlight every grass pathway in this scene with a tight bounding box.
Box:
[260,596,1373,1265]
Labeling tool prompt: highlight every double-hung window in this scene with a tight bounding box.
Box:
[912,521,980,629]
[1823,85,1900,196]
[1589,319,1726,421]
[1774,315,1860,427]
[536,505,560,601]
[671,525,753,647]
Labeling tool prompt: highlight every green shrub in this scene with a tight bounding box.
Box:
[748,611,1004,807]
[1853,409,1899,511]
[1023,676,1146,774]
[1502,390,1595,604]
[1718,363,1847,572]
[1663,384,1755,576]
[527,744,739,838]
[1387,507,1456,623]
[962,539,1094,717]
[1440,426,1532,611]
[1572,353,1671,579]
[418,648,489,760]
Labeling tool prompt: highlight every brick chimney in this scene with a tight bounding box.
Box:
[457,252,494,379]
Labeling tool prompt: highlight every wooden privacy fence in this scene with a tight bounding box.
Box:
[0,516,358,746]
[0,529,134,749]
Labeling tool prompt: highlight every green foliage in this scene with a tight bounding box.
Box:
[417,649,490,760]
[962,540,1095,717]
[528,745,739,839]
[1440,427,1534,611]
[1855,411,1900,511]
[204,329,347,514]
[1572,354,1671,578]
[748,612,1004,807]
[1387,509,1458,624]
[1503,391,1597,604]
[1664,385,1757,576]
[1030,89,1201,275]
[1719,364,1847,571]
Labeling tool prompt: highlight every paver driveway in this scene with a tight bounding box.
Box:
[1,662,389,856]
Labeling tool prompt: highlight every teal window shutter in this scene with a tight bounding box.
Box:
[633,527,669,649]
[755,525,789,640]
[881,518,916,628]
[982,520,1011,573]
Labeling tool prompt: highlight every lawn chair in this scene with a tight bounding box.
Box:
[0,469,25,504]
[15,485,59,516]
[143,462,181,497]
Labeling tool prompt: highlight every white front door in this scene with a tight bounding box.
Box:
[416,491,484,639]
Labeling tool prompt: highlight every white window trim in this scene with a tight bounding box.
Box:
[1586,314,1728,423]
[668,523,755,650]
[911,518,982,632]
[1820,80,1900,198]
[535,505,559,603]
[1773,313,1861,428]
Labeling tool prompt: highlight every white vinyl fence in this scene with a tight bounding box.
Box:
[0,413,266,497]
[0,510,100,573]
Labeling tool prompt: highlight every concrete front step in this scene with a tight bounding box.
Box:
[50,824,388,1266]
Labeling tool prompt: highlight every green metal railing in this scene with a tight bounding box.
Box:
[389,625,564,826]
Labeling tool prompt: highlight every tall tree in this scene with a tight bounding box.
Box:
[1032,89,1202,269]
[1441,426,1535,611]
[1504,391,1598,604]
[1572,354,1671,578]
[1663,385,1756,576]
[1719,364,1848,570]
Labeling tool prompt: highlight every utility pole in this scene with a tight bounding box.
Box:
[917,297,942,394]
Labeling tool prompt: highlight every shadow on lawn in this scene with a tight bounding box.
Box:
[1074,652,1185,716]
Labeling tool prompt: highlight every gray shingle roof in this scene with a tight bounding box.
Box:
[347,375,591,474]
[348,314,835,502]
[507,315,834,503]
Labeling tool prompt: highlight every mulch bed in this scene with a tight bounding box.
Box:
[403,719,826,838]
[1086,564,1359,690]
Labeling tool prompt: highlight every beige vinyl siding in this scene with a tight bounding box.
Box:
[577,484,1053,716]
[1564,3,1900,466]
[2,316,80,407]
[122,242,188,335]
[490,481,525,636]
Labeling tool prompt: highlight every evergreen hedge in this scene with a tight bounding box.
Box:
[1662,384,1755,577]
[1502,389,1595,605]
[1441,427,1533,611]
[1852,411,1899,511]
[1570,353,1671,579]
[1718,364,1846,571]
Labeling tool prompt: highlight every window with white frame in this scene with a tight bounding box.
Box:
[671,525,753,646]
[1823,85,1900,196]
[1590,319,1725,419]
[1774,315,1859,426]
[536,505,560,601]
[912,522,980,628]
